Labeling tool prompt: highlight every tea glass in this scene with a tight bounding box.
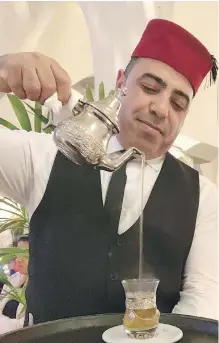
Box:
[122,278,160,339]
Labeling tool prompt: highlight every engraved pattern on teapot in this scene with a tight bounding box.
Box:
[57,119,106,165]
[53,87,142,171]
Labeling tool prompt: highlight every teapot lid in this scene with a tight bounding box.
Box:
[88,88,127,131]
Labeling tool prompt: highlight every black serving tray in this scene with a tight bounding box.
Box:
[0,313,217,343]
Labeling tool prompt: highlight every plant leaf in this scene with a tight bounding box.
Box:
[24,102,48,124]
[4,289,22,303]
[7,94,32,131]
[7,221,26,235]
[0,218,27,225]
[0,224,23,235]
[85,85,94,102]
[20,206,28,220]
[0,254,16,266]
[0,217,27,227]
[5,198,19,206]
[23,102,35,112]
[0,198,20,211]
[34,103,42,132]
[108,89,115,96]
[0,118,19,130]
[43,127,53,134]
[0,221,15,233]
[0,208,24,218]
[0,270,12,287]
[19,304,26,315]
[0,270,27,310]
[0,197,29,235]
[0,247,29,258]
[98,81,105,100]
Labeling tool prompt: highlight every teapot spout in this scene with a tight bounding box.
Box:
[99,147,143,171]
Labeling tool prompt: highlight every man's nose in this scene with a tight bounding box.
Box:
[150,93,169,119]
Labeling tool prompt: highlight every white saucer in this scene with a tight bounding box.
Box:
[102,324,183,343]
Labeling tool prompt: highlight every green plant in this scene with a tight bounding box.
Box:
[0,268,27,315]
[0,198,29,242]
[0,83,114,131]
[85,81,115,102]
[0,247,29,265]
[0,247,29,313]
[0,246,27,315]
[0,94,52,133]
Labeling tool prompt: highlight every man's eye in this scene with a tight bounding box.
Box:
[171,101,184,111]
[141,85,158,93]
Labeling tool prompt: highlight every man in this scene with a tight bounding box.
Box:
[0,19,218,324]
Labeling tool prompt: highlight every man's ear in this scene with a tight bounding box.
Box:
[116,69,127,88]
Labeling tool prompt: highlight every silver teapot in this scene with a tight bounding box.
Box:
[52,87,141,171]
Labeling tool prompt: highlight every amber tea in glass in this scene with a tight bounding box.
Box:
[122,278,160,339]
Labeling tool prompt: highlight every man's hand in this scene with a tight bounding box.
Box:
[0,52,71,104]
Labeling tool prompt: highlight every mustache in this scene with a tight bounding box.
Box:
[135,114,164,135]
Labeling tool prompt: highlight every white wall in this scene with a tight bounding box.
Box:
[172,1,218,182]
[79,1,153,93]
[172,1,218,148]
[34,1,93,85]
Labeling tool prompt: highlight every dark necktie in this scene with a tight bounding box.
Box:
[104,160,127,234]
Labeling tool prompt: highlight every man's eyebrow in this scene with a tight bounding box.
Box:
[138,73,167,87]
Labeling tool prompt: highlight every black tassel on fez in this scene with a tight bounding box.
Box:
[205,55,218,88]
[210,55,218,84]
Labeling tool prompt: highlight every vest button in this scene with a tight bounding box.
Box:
[117,237,124,246]
[110,273,119,280]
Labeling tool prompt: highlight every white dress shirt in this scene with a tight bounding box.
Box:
[0,126,218,320]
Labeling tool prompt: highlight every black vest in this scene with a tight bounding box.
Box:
[26,151,199,324]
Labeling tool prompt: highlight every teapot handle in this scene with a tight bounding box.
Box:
[43,89,84,129]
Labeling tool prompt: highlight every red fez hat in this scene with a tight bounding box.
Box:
[132,19,218,94]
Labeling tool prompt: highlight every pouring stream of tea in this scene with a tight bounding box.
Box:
[139,153,145,279]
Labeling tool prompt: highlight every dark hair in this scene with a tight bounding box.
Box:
[18,235,29,243]
[10,235,29,248]
[124,57,139,76]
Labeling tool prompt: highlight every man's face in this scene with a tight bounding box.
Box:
[116,58,193,159]
[16,240,29,275]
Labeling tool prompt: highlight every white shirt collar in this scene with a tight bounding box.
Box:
[107,135,165,172]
